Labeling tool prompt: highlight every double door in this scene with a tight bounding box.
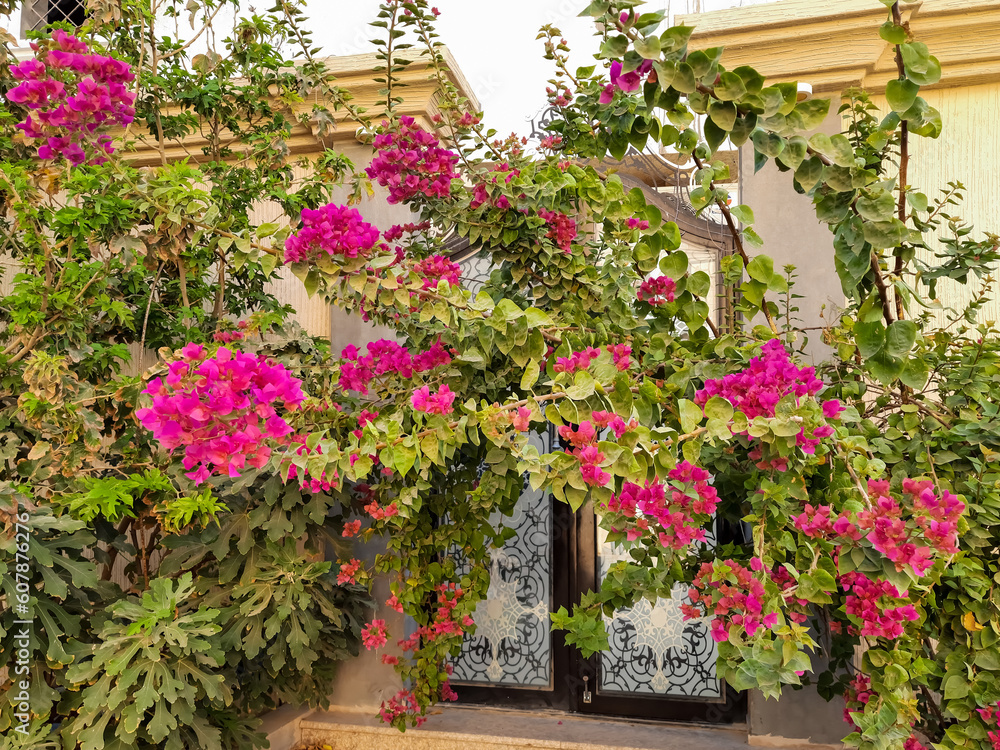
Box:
[450,428,745,724]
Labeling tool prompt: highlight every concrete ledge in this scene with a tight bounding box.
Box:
[296,706,836,750]
[260,704,312,750]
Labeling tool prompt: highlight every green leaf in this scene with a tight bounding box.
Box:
[886,78,919,113]
[730,204,754,225]
[746,255,774,284]
[678,399,703,433]
[672,62,697,93]
[906,191,929,212]
[943,674,970,700]
[659,251,688,278]
[794,156,824,192]
[885,320,917,357]
[565,371,597,400]
[394,442,417,477]
[901,97,943,138]
[521,360,540,390]
[751,129,785,158]
[703,396,734,422]
[794,99,830,130]
[708,99,737,131]
[879,21,907,45]
[868,351,905,384]
[634,35,661,59]
[776,135,808,170]
[900,357,929,389]
[688,270,711,297]
[863,218,909,249]
[704,117,727,153]
[856,189,895,222]
[854,320,885,358]
[715,71,747,101]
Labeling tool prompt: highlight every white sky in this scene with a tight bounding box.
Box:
[3,0,778,138]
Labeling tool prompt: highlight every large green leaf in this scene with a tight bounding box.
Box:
[885,320,918,357]
[885,78,919,113]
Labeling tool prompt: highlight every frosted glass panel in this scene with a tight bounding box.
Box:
[450,432,552,687]
[597,528,721,698]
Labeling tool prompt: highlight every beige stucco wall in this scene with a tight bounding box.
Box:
[870,81,1000,326]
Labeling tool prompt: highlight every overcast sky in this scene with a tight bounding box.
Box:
[3,0,778,138]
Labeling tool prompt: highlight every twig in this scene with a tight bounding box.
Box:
[691,153,778,334]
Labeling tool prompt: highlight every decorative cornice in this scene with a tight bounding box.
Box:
[677,0,1000,95]
[119,46,478,166]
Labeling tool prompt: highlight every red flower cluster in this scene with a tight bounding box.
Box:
[470,183,512,210]
[284,203,382,265]
[379,689,422,725]
[7,30,136,165]
[537,209,578,253]
[286,437,338,493]
[413,254,462,290]
[558,420,610,487]
[637,276,676,305]
[842,673,873,726]
[136,344,304,485]
[337,558,362,585]
[794,504,862,542]
[603,462,719,550]
[383,221,431,243]
[606,344,632,370]
[682,559,777,642]
[591,410,637,439]
[840,571,919,639]
[795,478,965,579]
[553,347,600,374]
[339,339,453,395]
[769,564,809,624]
[395,583,474,654]
[366,116,460,204]
[976,704,1000,749]
[362,619,389,650]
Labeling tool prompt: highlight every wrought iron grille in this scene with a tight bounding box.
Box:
[21,0,88,35]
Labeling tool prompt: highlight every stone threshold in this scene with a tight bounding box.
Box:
[284,705,840,750]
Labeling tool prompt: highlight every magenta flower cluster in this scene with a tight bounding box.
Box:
[339,339,453,395]
[7,30,136,166]
[976,704,1000,749]
[537,209,578,253]
[555,420,610,487]
[411,385,457,415]
[603,461,719,550]
[637,276,676,305]
[553,346,600,375]
[682,559,777,643]
[413,255,461,290]
[695,339,825,419]
[136,344,305,485]
[795,478,965,580]
[599,60,653,104]
[365,116,460,204]
[840,571,920,639]
[284,203,382,265]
